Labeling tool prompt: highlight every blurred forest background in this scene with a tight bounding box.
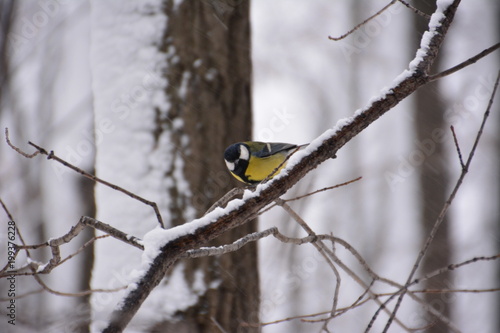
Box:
[0,0,499,332]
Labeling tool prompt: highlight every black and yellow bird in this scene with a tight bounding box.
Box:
[224,141,305,185]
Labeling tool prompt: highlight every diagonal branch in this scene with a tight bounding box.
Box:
[427,43,500,82]
[328,0,398,41]
[4,132,165,228]
[101,1,478,332]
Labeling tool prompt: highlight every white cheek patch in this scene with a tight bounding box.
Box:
[239,145,250,160]
[225,160,235,171]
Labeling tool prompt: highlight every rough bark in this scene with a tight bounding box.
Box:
[150,1,259,332]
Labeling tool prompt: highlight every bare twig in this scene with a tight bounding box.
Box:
[81,216,144,250]
[248,310,331,327]
[328,0,397,41]
[259,177,362,215]
[450,126,465,169]
[366,254,499,332]
[284,176,362,202]
[0,282,128,301]
[1,216,144,277]
[276,200,464,331]
[397,0,431,19]
[4,128,39,158]
[0,197,33,274]
[184,228,277,258]
[414,254,500,287]
[380,70,500,333]
[205,187,245,214]
[32,273,126,298]
[428,43,500,82]
[398,287,500,295]
[275,199,412,332]
[4,133,165,228]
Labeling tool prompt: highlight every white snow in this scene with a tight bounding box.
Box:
[142,198,247,265]
[36,262,48,273]
[88,0,199,330]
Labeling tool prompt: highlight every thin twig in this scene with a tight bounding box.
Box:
[367,254,499,332]
[33,273,126,298]
[275,199,412,332]
[259,177,362,215]
[205,187,245,214]
[397,287,500,294]
[450,126,465,169]
[57,235,109,267]
[397,0,431,19]
[4,128,39,158]
[284,176,362,202]
[414,254,500,286]
[30,140,164,228]
[427,43,500,82]
[245,310,330,327]
[0,198,33,275]
[81,216,144,250]
[380,70,500,333]
[1,216,144,277]
[184,228,278,258]
[328,0,397,41]
[5,132,165,228]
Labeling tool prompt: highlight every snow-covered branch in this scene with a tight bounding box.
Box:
[101,1,467,332]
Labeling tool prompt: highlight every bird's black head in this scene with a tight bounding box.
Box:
[224,143,241,164]
[224,143,250,183]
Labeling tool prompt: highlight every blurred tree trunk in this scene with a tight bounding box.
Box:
[152,1,259,332]
[75,176,96,333]
[496,3,500,332]
[0,1,48,329]
[412,1,452,331]
[0,0,14,97]
[90,0,257,331]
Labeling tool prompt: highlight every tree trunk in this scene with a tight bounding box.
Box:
[90,0,258,332]
[413,1,452,331]
[151,1,259,332]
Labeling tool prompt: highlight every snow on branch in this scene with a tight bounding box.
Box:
[2,0,499,332]
[99,1,484,332]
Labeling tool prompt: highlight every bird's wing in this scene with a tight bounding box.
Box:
[252,142,298,158]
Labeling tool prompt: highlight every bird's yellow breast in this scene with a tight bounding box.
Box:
[245,153,288,183]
